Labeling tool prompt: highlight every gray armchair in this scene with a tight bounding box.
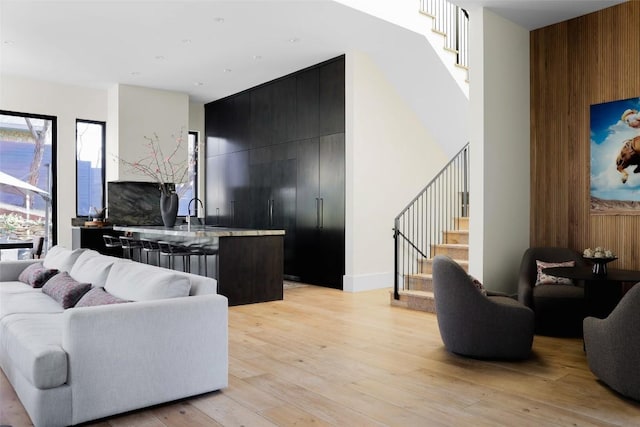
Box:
[584,283,640,401]
[518,247,586,336]
[432,255,535,360]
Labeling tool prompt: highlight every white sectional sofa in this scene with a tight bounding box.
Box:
[0,246,228,427]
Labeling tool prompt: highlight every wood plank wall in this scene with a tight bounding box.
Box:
[530,1,640,269]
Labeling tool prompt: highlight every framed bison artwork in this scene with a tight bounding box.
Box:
[590,96,640,214]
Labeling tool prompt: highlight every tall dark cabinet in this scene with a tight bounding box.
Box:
[205,56,345,289]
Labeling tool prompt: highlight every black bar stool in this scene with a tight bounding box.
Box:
[187,242,218,278]
[119,236,143,261]
[139,238,161,266]
[158,241,205,274]
[103,235,122,256]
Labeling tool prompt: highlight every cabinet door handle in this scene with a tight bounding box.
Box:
[216,208,220,224]
[320,198,324,229]
[316,198,320,229]
[268,199,274,227]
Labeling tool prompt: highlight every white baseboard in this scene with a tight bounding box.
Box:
[343,272,393,292]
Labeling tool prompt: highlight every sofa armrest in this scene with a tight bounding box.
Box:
[0,259,41,282]
[62,294,228,425]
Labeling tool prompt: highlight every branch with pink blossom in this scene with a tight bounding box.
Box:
[116,129,195,196]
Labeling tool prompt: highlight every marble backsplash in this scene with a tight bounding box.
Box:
[107,181,163,226]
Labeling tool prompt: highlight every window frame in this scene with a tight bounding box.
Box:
[75,119,106,218]
[189,130,199,217]
[0,109,57,245]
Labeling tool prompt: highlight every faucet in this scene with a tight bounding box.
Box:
[187,197,204,231]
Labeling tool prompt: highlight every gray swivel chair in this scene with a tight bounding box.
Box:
[518,247,586,336]
[584,283,640,401]
[432,255,535,360]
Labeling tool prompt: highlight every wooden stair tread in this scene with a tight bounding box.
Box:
[407,273,432,279]
[398,289,434,298]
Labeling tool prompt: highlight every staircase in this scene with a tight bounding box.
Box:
[419,0,470,87]
[391,217,468,312]
[392,143,469,313]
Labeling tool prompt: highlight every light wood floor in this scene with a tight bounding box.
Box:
[2,285,640,426]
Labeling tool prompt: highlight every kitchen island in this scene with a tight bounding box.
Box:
[113,225,284,306]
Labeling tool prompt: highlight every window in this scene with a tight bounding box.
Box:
[177,131,199,217]
[76,120,105,218]
[0,111,56,252]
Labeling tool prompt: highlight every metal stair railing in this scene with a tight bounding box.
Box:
[420,0,469,69]
[393,143,469,299]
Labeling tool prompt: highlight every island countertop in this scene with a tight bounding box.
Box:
[112,225,285,238]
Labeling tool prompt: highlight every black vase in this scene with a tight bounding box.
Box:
[160,192,179,227]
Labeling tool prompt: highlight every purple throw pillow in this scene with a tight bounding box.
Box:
[41,271,91,309]
[75,287,129,307]
[17,262,58,288]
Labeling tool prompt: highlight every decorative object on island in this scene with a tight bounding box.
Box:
[159,183,179,227]
[115,129,193,227]
[583,246,617,276]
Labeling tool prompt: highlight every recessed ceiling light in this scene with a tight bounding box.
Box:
[223,68,232,73]
[194,82,204,86]
[253,55,262,60]
[155,55,165,60]
[131,71,141,76]
[214,17,225,23]
[3,40,15,45]
[288,38,300,43]
[181,39,192,44]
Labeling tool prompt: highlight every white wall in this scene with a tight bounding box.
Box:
[468,9,530,293]
[0,75,108,248]
[344,51,448,292]
[107,85,189,182]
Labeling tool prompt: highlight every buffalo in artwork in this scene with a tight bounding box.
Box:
[616,135,640,183]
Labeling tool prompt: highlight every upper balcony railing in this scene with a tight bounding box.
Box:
[419,0,469,70]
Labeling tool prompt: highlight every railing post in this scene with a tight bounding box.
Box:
[393,221,400,300]
[462,146,469,217]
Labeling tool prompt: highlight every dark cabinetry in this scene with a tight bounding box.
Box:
[205,56,345,288]
[71,227,123,257]
[206,150,249,227]
[296,134,345,288]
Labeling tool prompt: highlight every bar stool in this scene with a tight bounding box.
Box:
[139,238,161,266]
[119,236,143,261]
[187,242,219,278]
[158,241,205,274]
[103,235,122,256]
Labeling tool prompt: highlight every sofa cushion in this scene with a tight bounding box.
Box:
[0,291,64,319]
[0,280,43,295]
[42,272,91,309]
[75,287,129,307]
[0,313,67,389]
[70,250,120,288]
[105,261,191,301]
[43,246,85,273]
[17,262,58,288]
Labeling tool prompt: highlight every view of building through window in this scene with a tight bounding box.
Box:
[177,131,198,217]
[76,120,105,218]
[0,112,55,257]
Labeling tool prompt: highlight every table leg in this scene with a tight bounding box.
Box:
[585,279,622,318]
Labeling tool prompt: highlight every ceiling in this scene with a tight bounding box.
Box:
[0,0,626,104]
[451,0,626,30]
